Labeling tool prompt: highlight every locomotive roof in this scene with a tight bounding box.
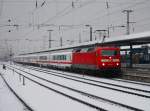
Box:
[19,31,150,56]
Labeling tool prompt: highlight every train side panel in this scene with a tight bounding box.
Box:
[72,51,97,70]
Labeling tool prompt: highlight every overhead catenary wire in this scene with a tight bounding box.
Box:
[37,0,147,33]
[40,0,101,25]
[1,0,140,4]
[78,0,149,26]
[0,0,150,54]
[102,3,150,28]
[1,0,149,32]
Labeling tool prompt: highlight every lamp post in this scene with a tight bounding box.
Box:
[122,10,133,35]
[85,25,92,41]
[47,30,53,48]
[60,37,63,47]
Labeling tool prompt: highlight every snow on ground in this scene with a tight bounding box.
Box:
[12,65,150,111]
[0,65,128,111]
[0,64,97,111]
[35,65,150,91]
[0,73,27,111]
[1,62,150,111]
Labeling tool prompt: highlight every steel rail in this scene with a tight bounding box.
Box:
[28,66,150,93]
[6,65,144,111]
[23,65,150,97]
[0,73,33,111]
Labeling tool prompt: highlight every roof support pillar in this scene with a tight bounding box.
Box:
[129,43,133,68]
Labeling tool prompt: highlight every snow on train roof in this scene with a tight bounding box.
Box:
[19,31,150,56]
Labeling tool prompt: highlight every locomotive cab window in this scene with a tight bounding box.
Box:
[101,50,118,56]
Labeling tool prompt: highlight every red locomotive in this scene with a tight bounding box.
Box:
[72,47,120,72]
[14,45,121,75]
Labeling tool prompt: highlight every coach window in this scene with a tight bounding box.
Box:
[61,55,63,60]
[63,55,65,60]
[53,56,55,60]
[55,56,57,60]
[57,55,59,60]
[62,55,64,60]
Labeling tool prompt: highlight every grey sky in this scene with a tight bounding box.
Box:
[0,0,150,57]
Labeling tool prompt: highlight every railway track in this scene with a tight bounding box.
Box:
[0,73,33,111]
[5,65,141,111]
[5,64,150,111]
[22,65,150,97]
[20,64,150,87]
[2,66,107,111]
[113,78,150,86]
[121,68,150,83]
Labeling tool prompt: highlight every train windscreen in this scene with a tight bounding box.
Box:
[101,50,118,56]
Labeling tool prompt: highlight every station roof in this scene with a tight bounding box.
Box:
[20,31,150,55]
[104,31,150,46]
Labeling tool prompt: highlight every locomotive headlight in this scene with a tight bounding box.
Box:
[116,63,119,66]
[102,63,105,66]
